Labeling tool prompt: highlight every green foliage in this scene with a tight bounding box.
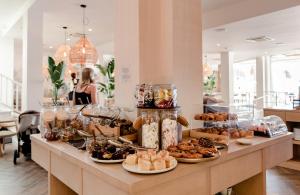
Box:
[48,56,65,104]
[96,58,115,98]
[204,73,216,95]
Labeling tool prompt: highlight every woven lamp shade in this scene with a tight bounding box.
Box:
[54,44,71,64]
[69,36,98,65]
[203,63,213,77]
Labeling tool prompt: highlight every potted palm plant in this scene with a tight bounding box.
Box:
[48,56,65,105]
[96,58,115,107]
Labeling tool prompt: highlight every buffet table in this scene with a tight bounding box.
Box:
[31,133,293,195]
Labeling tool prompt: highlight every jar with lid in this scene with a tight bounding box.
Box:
[40,106,56,136]
[161,110,178,149]
[141,111,159,149]
[153,84,177,108]
[135,84,154,108]
[56,106,69,129]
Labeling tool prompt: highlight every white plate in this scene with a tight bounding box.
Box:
[122,159,177,174]
[90,156,125,164]
[236,138,253,145]
[175,151,221,163]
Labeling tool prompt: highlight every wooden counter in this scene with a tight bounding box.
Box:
[264,107,300,171]
[31,133,293,195]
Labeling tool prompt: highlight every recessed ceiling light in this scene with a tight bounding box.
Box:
[246,36,274,43]
[88,28,93,32]
[49,46,53,49]
[216,43,221,47]
[214,28,226,32]
[66,38,71,41]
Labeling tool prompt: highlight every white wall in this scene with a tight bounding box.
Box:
[14,39,23,82]
[0,38,14,78]
[0,37,14,107]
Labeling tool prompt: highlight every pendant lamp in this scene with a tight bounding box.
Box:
[203,55,213,77]
[55,26,71,64]
[69,4,98,66]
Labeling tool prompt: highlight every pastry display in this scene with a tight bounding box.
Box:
[194,127,229,136]
[248,116,288,137]
[161,118,178,149]
[229,128,254,139]
[153,84,177,108]
[194,112,238,121]
[90,141,135,162]
[123,149,177,173]
[167,138,219,161]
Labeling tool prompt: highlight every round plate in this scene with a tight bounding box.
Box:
[236,138,253,145]
[175,151,221,163]
[122,159,177,174]
[90,156,125,164]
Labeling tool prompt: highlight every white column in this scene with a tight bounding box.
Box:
[256,56,265,108]
[22,0,44,111]
[264,56,272,93]
[264,55,272,106]
[220,52,234,105]
[115,0,203,120]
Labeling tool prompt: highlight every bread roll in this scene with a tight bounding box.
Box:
[138,159,151,171]
[153,159,166,170]
[125,154,138,165]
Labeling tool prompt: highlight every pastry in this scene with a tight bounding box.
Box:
[125,154,138,165]
[153,158,166,170]
[177,115,189,127]
[133,116,142,130]
[167,138,218,159]
[193,112,238,121]
[165,156,175,168]
[138,159,152,171]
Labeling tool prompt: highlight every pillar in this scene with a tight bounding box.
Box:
[256,56,265,108]
[115,0,203,120]
[264,56,272,106]
[22,0,44,111]
[220,52,234,105]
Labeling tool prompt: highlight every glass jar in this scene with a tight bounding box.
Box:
[161,111,178,149]
[135,84,154,108]
[56,106,69,129]
[153,84,177,108]
[40,106,56,136]
[141,111,159,149]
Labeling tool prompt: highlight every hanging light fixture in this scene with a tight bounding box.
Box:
[55,26,71,64]
[69,4,98,66]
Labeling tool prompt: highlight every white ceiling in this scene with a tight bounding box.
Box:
[43,0,114,51]
[0,0,28,34]
[204,5,300,62]
[2,0,300,62]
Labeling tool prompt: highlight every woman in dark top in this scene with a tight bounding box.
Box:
[74,68,97,105]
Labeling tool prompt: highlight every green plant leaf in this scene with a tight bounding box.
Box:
[96,64,107,76]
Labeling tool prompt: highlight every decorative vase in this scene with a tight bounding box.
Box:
[52,86,58,105]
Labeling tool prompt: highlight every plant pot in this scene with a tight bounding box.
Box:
[104,97,115,108]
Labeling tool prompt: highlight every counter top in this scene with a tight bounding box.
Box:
[31,133,293,195]
[264,107,300,112]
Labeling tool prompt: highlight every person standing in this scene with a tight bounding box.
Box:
[73,68,97,105]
